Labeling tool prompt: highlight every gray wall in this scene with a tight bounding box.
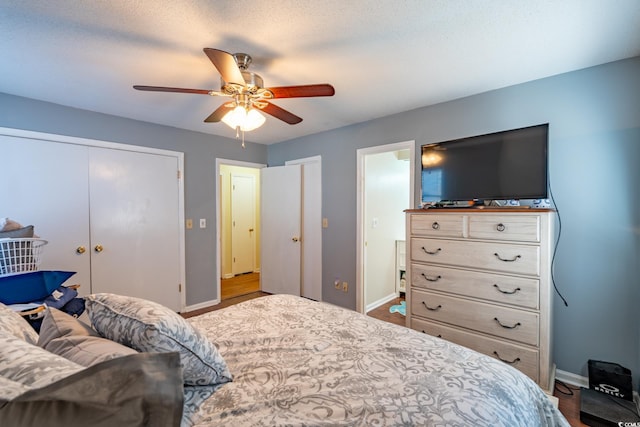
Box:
[0,94,268,306]
[1,56,638,386]
[268,56,640,387]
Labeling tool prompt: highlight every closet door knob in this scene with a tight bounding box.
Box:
[76,246,86,254]
[94,244,104,253]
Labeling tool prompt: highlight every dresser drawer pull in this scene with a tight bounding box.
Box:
[421,301,442,311]
[421,247,442,255]
[421,273,442,282]
[493,351,521,365]
[420,330,443,338]
[494,252,521,262]
[496,223,506,232]
[431,221,440,230]
[493,284,521,295]
[494,317,521,329]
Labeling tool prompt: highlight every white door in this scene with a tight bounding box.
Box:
[260,165,301,295]
[286,157,322,301]
[231,174,256,275]
[0,136,91,289]
[1,129,184,311]
[89,148,182,311]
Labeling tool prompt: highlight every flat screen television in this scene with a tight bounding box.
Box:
[421,124,548,205]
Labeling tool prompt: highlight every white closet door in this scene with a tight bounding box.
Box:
[0,135,91,290]
[88,148,182,311]
[261,165,301,295]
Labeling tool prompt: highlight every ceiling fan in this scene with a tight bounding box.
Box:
[134,48,335,133]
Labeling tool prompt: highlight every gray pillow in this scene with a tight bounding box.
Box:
[0,302,39,345]
[37,307,137,367]
[0,352,184,427]
[0,330,84,389]
[85,293,232,386]
[0,225,34,239]
[0,376,31,401]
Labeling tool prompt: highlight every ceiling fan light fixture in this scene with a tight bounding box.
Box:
[221,105,266,132]
[243,108,266,131]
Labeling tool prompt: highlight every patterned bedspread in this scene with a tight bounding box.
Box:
[185,295,569,427]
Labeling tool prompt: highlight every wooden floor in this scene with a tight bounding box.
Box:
[184,292,585,425]
[221,272,260,300]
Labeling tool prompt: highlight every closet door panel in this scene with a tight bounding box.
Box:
[0,135,91,291]
[88,148,181,311]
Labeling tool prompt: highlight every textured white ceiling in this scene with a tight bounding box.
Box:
[2,0,639,144]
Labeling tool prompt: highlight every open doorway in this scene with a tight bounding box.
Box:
[356,141,414,316]
[216,159,265,301]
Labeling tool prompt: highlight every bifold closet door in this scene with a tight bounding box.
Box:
[1,133,182,312]
[0,136,92,288]
[88,148,181,311]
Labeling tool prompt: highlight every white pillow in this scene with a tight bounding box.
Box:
[85,293,232,386]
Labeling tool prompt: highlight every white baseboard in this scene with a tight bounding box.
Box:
[366,292,399,313]
[555,369,588,388]
[184,298,220,313]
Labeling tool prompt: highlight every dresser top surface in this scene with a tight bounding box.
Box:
[405,207,555,214]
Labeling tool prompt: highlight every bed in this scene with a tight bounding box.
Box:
[184,294,568,426]
[1,293,569,427]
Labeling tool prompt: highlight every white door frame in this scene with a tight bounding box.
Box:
[356,141,415,314]
[215,158,266,304]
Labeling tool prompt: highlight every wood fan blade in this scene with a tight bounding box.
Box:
[268,84,335,98]
[204,103,234,123]
[203,48,245,85]
[133,85,211,95]
[259,102,303,125]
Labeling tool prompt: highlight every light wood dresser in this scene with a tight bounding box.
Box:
[405,208,556,391]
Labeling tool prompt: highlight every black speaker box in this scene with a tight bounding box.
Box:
[580,387,639,427]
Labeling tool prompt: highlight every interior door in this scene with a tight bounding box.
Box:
[286,157,322,301]
[231,173,256,275]
[88,148,182,311]
[0,135,92,291]
[260,164,301,295]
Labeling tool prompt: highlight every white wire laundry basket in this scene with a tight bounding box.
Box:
[0,238,48,276]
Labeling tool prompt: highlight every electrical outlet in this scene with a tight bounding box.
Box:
[342,282,348,292]
[199,218,206,228]
[322,218,328,228]
[334,279,340,289]
[186,219,193,229]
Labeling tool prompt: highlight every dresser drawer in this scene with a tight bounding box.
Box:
[411,264,539,309]
[468,215,540,242]
[412,318,539,381]
[411,290,539,346]
[410,214,464,238]
[411,238,540,276]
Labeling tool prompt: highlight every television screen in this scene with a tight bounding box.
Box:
[421,124,548,204]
